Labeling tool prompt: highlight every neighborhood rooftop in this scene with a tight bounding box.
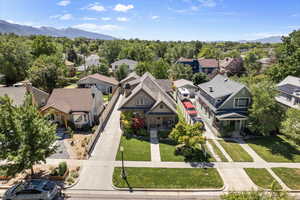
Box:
[79,73,119,86]
[198,74,245,98]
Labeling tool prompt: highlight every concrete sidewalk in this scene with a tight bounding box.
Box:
[150,129,161,162]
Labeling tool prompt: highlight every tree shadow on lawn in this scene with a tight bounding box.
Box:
[123,133,150,142]
[160,139,215,163]
[247,135,300,161]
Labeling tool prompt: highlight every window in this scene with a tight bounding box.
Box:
[136,98,147,106]
[160,104,164,109]
[234,98,250,108]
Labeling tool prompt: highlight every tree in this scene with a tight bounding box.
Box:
[135,62,152,76]
[27,55,66,92]
[247,80,283,135]
[0,37,32,85]
[0,95,57,175]
[244,51,262,75]
[150,59,170,79]
[115,64,129,81]
[31,35,57,57]
[281,108,300,144]
[168,63,193,80]
[89,63,110,76]
[192,72,209,85]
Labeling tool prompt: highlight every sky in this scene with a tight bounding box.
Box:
[0,0,300,41]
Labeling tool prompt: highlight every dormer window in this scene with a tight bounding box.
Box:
[234,98,250,108]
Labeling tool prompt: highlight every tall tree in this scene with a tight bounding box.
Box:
[31,35,57,57]
[0,95,57,175]
[27,55,66,92]
[192,72,209,85]
[281,108,300,144]
[244,51,262,75]
[115,64,129,81]
[0,37,32,85]
[168,63,193,80]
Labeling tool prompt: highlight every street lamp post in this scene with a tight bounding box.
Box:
[120,146,127,179]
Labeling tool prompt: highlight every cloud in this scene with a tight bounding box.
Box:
[84,3,106,12]
[73,23,121,32]
[117,17,129,22]
[198,0,217,7]
[101,17,111,21]
[113,4,134,12]
[287,25,300,29]
[244,32,287,40]
[291,14,300,17]
[57,0,70,6]
[50,14,73,20]
[151,16,160,20]
[82,17,97,21]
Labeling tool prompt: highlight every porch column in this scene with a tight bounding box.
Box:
[239,120,243,131]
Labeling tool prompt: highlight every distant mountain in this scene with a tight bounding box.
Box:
[239,36,283,44]
[0,20,116,40]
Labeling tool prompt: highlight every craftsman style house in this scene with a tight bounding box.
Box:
[118,72,177,130]
[276,75,300,109]
[41,88,104,129]
[77,73,119,94]
[196,75,251,137]
[176,57,219,75]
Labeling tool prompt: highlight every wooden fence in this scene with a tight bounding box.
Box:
[87,87,121,156]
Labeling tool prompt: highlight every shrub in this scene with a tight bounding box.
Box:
[70,170,79,179]
[58,162,68,176]
[138,128,148,136]
[66,177,75,185]
[132,117,145,129]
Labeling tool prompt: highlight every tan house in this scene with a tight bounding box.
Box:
[41,88,104,129]
[77,73,119,94]
[118,72,177,130]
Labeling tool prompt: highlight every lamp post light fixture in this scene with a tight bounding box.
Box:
[120,146,127,179]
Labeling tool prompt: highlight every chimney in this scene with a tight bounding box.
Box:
[209,87,213,92]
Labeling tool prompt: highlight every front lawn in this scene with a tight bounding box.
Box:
[103,94,111,103]
[219,140,253,162]
[113,167,223,189]
[207,140,228,162]
[116,135,151,161]
[272,168,300,190]
[244,168,282,189]
[159,139,216,162]
[245,136,300,162]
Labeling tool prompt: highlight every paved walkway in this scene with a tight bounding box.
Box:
[206,142,221,162]
[150,129,161,162]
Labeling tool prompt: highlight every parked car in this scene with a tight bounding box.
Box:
[3,179,61,200]
[182,101,197,116]
[178,88,190,99]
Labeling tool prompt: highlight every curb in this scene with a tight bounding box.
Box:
[111,184,226,192]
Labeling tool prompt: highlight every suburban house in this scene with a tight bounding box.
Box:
[41,88,104,129]
[276,75,300,109]
[176,57,219,75]
[77,73,119,94]
[219,57,244,76]
[77,54,100,72]
[196,74,251,137]
[119,72,140,89]
[0,85,49,108]
[111,59,138,72]
[118,72,177,130]
[174,79,198,100]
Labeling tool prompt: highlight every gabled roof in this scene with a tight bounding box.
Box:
[156,79,173,93]
[120,72,140,84]
[148,92,177,114]
[198,58,218,68]
[111,59,138,66]
[216,112,247,120]
[0,87,27,106]
[198,74,245,99]
[119,72,176,112]
[174,79,197,88]
[78,73,119,86]
[41,88,95,114]
[277,76,300,87]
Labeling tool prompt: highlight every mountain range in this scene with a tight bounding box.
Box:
[0,19,283,43]
[0,20,116,40]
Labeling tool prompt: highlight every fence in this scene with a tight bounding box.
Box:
[87,87,121,156]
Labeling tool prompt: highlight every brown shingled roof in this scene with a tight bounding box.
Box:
[198,58,218,68]
[79,73,119,86]
[42,88,93,114]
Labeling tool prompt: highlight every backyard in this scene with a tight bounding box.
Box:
[113,167,223,189]
[246,135,300,162]
[116,135,151,161]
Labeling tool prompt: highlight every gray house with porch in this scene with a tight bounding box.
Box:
[196,75,251,137]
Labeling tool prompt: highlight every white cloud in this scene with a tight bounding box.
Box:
[84,3,106,12]
[50,13,73,20]
[198,0,217,8]
[117,17,129,22]
[244,32,287,40]
[151,16,159,20]
[73,23,121,32]
[113,4,134,12]
[82,17,97,21]
[101,17,111,21]
[57,0,70,6]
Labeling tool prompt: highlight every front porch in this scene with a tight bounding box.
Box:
[213,113,247,137]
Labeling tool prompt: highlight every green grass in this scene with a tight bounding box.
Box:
[113,167,224,189]
[116,135,151,161]
[272,168,300,190]
[244,168,282,189]
[159,139,216,162]
[207,140,228,162]
[245,136,300,162]
[219,140,253,162]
